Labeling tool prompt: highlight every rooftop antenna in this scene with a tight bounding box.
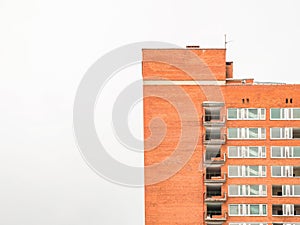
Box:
[224,34,233,48]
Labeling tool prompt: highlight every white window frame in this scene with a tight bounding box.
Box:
[270,128,293,139]
[228,166,266,178]
[229,223,268,225]
[227,108,266,120]
[270,108,300,120]
[228,146,266,158]
[228,128,266,140]
[271,166,293,177]
[228,185,267,197]
[271,147,300,158]
[229,204,267,216]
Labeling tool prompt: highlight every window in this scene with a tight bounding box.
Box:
[271,147,300,158]
[227,108,266,120]
[295,185,300,196]
[272,204,300,216]
[228,128,266,139]
[228,146,266,158]
[229,223,267,225]
[228,166,266,177]
[270,128,293,139]
[229,223,268,225]
[228,108,238,119]
[271,166,294,177]
[228,128,238,139]
[270,108,300,120]
[228,185,267,196]
[229,204,267,216]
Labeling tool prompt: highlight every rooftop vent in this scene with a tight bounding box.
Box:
[186,45,200,48]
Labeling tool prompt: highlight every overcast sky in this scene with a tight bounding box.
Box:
[1,0,300,224]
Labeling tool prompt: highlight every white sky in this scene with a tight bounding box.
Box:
[1,0,300,224]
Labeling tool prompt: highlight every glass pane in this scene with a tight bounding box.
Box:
[260,109,266,119]
[294,185,300,195]
[228,128,238,138]
[272,166,282,176]
[271,108,281,119]
[228,108,238,119]
[229,185,239,196]
[261,166,266,176]
[262,185,267,195]
[250,205,259,215]
[249,185,259,195]
[272,147,282,157]
[293,109,300,119]
[249,147,259,157]
[229,166,239,176]
[228,147,238,157]
[261,147,266,157]
[271,128,281,139]
[248,109,258,119]
[262,205,267,215]
[248,166,259,176]
[229,205,239,215]
[261,128,266,138]
[294,147,300,157]
[249,128,258,138]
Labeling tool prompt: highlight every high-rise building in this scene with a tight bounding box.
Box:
[143,46,300,225]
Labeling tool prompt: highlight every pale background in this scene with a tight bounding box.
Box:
[1,0,300,224]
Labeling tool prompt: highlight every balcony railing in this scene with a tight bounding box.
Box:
[204,211,227,222]
[204,192,227,202]
[204,172,226,183]
[203,134,226,145]
[204,153,226,164]
[203,115,226,126]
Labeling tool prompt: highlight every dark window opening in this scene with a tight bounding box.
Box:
[205,146,221,161]
[206,185,221,197]
[272,185,282,196]
[293,128,300,139]
[205,108,221,122]
[207,204,222,216]
[272,205,283,215]
[290,98,293,103]
[294,167,300,177]
[286,98,289,103]
[206,167,221,179]
[205,128,221,140]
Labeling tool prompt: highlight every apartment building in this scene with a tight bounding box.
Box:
[143,46,300,225]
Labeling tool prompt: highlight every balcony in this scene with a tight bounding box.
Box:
[203,134,226,145]
[203,115,226,127]
[204,192,227,202]
[204,212,227,222]
[204,172,226,183]
[204,152,226,165]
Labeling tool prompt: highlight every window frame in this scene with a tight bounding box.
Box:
[228,128,266,140]
[227,108,266,120]
[270,108,300,120]
[228,146,266,158]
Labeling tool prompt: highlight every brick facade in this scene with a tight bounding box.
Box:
[143,48,300,225]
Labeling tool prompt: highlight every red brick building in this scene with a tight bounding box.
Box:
[143,46,300,225]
